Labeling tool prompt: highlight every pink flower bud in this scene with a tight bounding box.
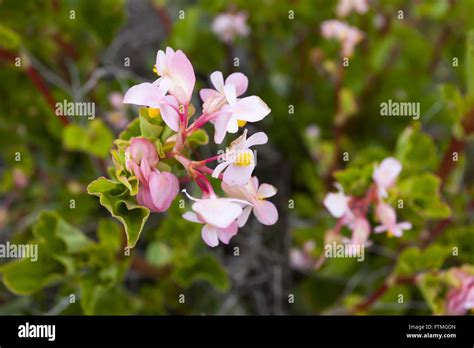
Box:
[125,137,159,183]
[137,170,179,213]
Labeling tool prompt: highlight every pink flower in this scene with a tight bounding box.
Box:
[13,168,28,189]
[445,270,474,315]
[222,176,278,226]
[372,157,402,198]
[182,190,250,247]
[125,138,178,212]
[346,216,371,245]
[125,137,159,184]
[123,79,180,131]
[137,170,179,213]
[320,20,364,57]
[212,130,268,187]
[109,92,124,109]
[200,71,270,144]
[200,71,248,114]
[323,183,351,219]
[336,0,369,17]
[290,241,316,271]
[155,47,196,104]
[212,12,250,43]
[374,202,411,237]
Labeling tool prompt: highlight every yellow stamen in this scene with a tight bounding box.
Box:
[387,230,394,238]
[153,65,158,75]
[234,149,253,167]
[237,120,247,127]
[148,108,160,118]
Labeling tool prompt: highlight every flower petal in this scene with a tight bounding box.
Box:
[149,171,179,212]
[183,211,201,223]
[210,71,225,93]
[230,96,270,122]
[212,161,230,178]
[213,112,231,144]
[201,224,219,247]
[323,191,349,218]
[159,96,180,131]
[192,198,242,228]
[223,163,255,187]
[123,82,163,108]
[168,50,196,103]
[257,183,277,199]
[200,88,218,102]
[224,83,237,105]
[253,200,278,225]
[245,132,268,148]
[217,222,238,244]
[237,205,252,227]
[225,72,248,96]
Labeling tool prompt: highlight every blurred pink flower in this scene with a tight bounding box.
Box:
[445,270,474,315]
[182,190,250,247]
[323,183,351,219]
[222,176,278,226]
[13,168,28,189]
[123,79,180,131]
[372,157,402,198]
[109,92,124,109]
[290,241,316,271]
[321,20,364,57]
[374,202,411,237]
[336,0,369,17]
[347,216,371,245]
[212,12,250,43]
[155,47,196,104]
[212,130,268,187]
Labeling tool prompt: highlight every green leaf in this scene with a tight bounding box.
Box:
[417,272,446,315]
[146,241,172,267]
[33,211,92,254]
[0,24,21,50]
[395,125,438,174]
[394,245,451,277]
[466,29,474,97]
[119,117,141,140]
[62,120,113,158]
[174,255,230,291]
[139,108,163,138]
[0,245,65,295]
[97,219,122,253]
[111,149,139,195]
[334,164,373,196]
[187,129,209,147]
[79,278,104,315]
[439,84,465,122]
[168,7,200,52]
[87,177,149,248]
[398,173,451,219]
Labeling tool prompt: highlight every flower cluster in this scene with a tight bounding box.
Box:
[212,12,250,43]
[121,47,278,247]
[324,157,411,245]
[336,0,369,18]
[320,20,364,57]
